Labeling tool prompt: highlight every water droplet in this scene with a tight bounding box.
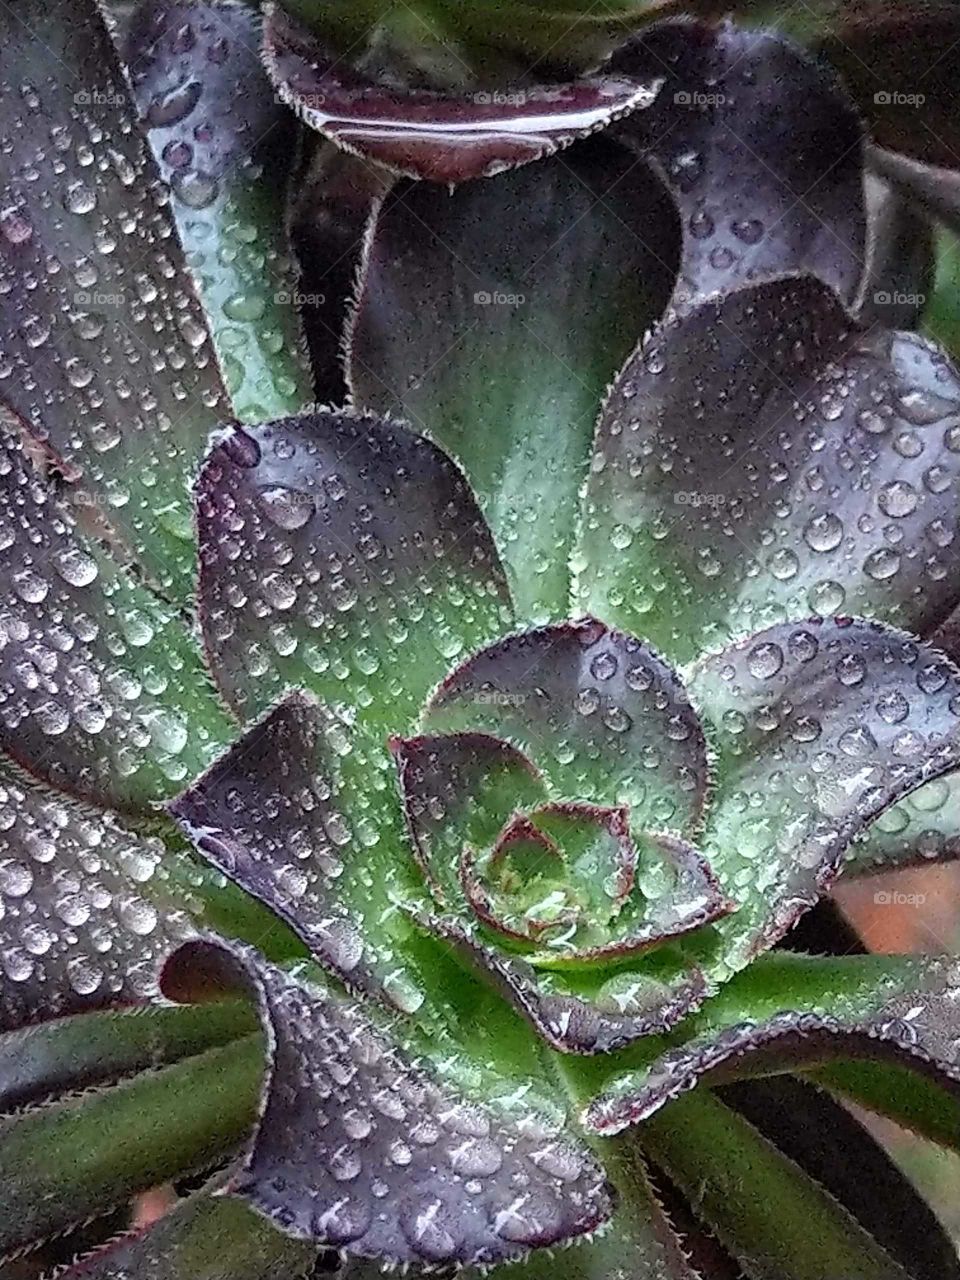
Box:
[746,641,783,679]
[803,513,843,552]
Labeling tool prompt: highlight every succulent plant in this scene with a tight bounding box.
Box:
[2,1,960,1278]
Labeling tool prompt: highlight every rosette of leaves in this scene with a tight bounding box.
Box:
[3,2,960,1279]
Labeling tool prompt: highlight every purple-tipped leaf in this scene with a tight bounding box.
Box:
[390,731,547,905]
[0,0,232,601]
[167,693,385,1001]
[576,276,960,664]
[0,423,233,811]
[585,952,960,1135]
[166,938,613,1267]
[690,617,960,975]
[0,764,201,1034]
[411,911,709,1055]
[195,412,512,733]
[424,618,710,834]
[262,3,662,184]
[348,138,679,620]
[606,19,865,304]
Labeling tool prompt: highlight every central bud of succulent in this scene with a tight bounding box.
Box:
[391,616,732,974]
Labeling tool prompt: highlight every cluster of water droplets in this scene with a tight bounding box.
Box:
[129,4,311,423]
[0,772,194,1028]
[0,429,230,802]
[242,955,608,1266]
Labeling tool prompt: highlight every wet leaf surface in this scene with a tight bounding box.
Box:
[195,411,511,733]
[606,19,865,305]
[0,0,232,601]
[576,276,960,664]
[126,1,314,423]
[585,951,960,1134]
[425,618,710,833]
[262,3,662,183]
[690,618,960,977]
[0,760,206,1033]
[0,423,233,810]
[169,938,613,1267]
[168,693,390,1002]
[349,139,678,620]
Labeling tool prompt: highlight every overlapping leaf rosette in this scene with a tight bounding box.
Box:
[3,2,960,1279]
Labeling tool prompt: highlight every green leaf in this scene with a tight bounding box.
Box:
[126,2,314,423]
[0,425,234,812]
[58,1191,318,1280]
[688,617,960,978]
[0,998,255,1113]
[844,770,960,875]
[811,1059,960,1154]
[0,0,233,604]
[924,224,960,360]
[583,951,960,1136]
[0,1034,263,1258]
[349,140,677,620]
[639,1089,912,1280]
[574,276,960,663]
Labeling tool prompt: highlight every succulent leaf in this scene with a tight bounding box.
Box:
[261,3,663,184]
[125,1,314,423]
[0,1031,262,1258]
[690,617,960,974]
[870,144,960,239]
[391,730,548,904]
[723,1074,960,1280]
[410,910,710,1053]
[575,277,960,663]
[584,951,960,1134]
[57,1191,318,1280]
[0,0,232,602]
[0,997,255,1114]
[167,937,614,1267]
[855,172,935,330]
[348,139,678,619]
[0,424,233,810]
[167,692,394,1001]
[606,19,866,305]
[844,770,960,874]
[640,1089,914,1280]
[0,762,208,1033]
[424,618,710,832]
[195,411,512,730]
